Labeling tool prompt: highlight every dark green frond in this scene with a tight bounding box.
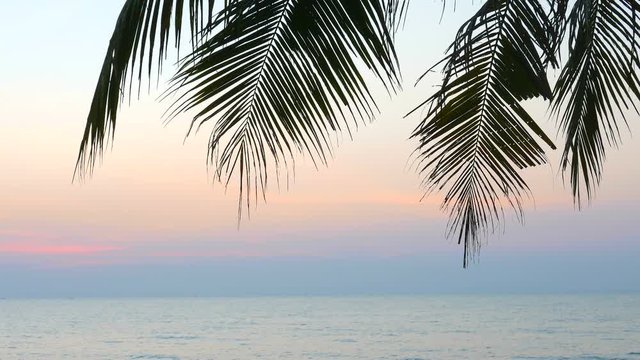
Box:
[552,0,640,205]
[165,0,400,218]
[75,0,217,179]
[409,0,559,267]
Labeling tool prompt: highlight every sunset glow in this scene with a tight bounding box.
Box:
[0,243,123,255]
[1,0,639,270]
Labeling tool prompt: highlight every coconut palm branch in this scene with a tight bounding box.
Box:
[76,0,402,217]
[409,0,564,267]
[552,0,640,205]
[79,0,640,266]
[164,0,401,217]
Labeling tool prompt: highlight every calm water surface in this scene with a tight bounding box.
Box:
[0,295,639,359]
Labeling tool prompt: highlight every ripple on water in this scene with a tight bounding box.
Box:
[153,334,200,341]
[334,338,357,343]
[102,340,124,344]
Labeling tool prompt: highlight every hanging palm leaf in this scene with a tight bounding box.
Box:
[163,0,400,217]
[409,0,563,267]
[552,0,640,205]
[78,0,640,266]
[77,0,401,218]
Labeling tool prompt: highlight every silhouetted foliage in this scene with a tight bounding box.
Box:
[79,0,640,267]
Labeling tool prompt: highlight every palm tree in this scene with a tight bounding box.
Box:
[77,0,640,267]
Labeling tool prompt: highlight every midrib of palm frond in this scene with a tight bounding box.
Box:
[465,2,511,169]
[563,22,598,201]
[225,0,297,216]
[446,1,515,264]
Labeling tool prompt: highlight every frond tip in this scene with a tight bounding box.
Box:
[75,0,216,180]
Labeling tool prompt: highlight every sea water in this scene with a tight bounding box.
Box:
[0,294,638,359]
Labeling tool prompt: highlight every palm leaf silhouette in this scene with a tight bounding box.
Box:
[409,0,563,267]
[76,0,218,178]
[165,0,400,217]
[76,0,401,218]
[78,0,640,266]
[552,0,640,205]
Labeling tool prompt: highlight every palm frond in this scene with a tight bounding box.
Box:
[552,0,640,205]
[385,0,411,34]
[408,0,559,267]
[75,0,217,178]
[164,0,400,218]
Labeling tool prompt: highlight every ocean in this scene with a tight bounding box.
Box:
[0,295,638,359]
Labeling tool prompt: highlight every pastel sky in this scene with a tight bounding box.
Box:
[1,1,639,296]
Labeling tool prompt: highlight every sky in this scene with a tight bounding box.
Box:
[1,1,639,297]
